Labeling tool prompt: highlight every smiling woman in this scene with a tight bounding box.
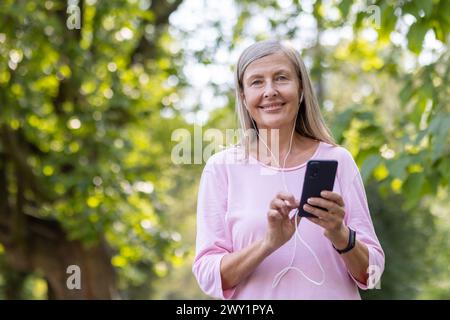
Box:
[235,40,336,169]
[192,39,385,300]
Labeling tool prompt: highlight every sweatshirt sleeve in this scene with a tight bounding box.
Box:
[192,159,236,299]
[342,169,385,290]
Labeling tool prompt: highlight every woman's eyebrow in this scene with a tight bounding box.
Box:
[246,69,292,81]
[245,73,262,81]
[273,69,292,75]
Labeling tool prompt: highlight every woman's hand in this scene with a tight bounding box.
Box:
[302,190,349,249]
[263,191,300,253]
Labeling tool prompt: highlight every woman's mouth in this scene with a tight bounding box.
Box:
[259,102,286,112]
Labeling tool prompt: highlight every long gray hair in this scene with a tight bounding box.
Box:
[234,39,335,154]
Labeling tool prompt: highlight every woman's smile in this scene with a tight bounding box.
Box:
[259,102,286,112]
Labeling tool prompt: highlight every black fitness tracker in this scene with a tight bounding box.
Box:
[333,227,356,254]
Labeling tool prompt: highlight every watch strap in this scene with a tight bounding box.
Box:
[333,227,356,254]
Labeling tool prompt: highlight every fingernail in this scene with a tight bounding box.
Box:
[307,198,312,204]
[303,204,308,210]
[321,191,327,196]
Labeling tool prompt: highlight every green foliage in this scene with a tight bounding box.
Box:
[0,0,186,298]
[360,181,435,299]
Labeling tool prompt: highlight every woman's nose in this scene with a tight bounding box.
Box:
[263,84,278,98]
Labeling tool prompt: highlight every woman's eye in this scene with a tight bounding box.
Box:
[277,76,287,80]
[251,80,262,85]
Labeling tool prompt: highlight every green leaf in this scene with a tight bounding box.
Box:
[361,154,382,182]
[431,115,450,161]
[421,1,433,17]
[387,156,410,181]
[399,77,413,107]
[409,97,427,127]
[379,3,396,41]
[331,108,354,143]
[338,0,352,19]
[402,173,425,209]
[437,157,450,185]
[407,21,429,54]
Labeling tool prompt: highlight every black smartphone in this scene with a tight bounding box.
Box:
[297,160,338,218]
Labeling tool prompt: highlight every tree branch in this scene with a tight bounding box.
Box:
[130,0,183,65]
[1,126,54,203]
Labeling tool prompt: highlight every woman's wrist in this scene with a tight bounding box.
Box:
[260,238,278,257]
[325,225,349,250]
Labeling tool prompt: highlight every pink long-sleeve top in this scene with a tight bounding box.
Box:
[192,141,385,299]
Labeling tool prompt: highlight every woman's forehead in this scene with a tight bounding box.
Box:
[244,53,296,78]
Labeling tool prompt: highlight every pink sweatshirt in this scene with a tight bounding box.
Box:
[193,141,385,299]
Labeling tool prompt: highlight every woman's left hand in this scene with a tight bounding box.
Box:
[302,190,349,249]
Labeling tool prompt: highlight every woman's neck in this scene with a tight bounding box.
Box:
[251,125,311,167]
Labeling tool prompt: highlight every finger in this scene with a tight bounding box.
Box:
[276,191,296,207]
[267,209,283,221]
[270,198,284,209]
[309,195,346,219]
[320,191,345,207]
[306,197,337,212]
[307,217,328,229]
[303,204,331,221]
[271,198,289,217]
[284,199,300,213]
[291,198,300,208]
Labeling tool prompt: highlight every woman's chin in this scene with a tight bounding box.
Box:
[257,118,289,130]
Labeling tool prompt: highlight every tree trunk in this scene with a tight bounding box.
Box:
[2,215,119,299]
[0,130,118,299]
[2,263,27,300]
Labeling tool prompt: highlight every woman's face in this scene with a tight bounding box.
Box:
[241,52,301,130]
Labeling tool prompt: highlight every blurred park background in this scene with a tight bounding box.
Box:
[0,0,449,299]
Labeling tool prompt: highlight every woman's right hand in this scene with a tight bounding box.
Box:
[263,191,301,253]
